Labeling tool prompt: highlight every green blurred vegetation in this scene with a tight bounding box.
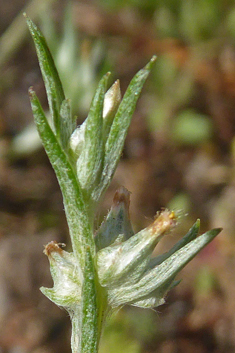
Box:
[100,308,162,353]
[100,0,235,43]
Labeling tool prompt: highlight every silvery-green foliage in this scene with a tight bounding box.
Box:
[26,15,222,353]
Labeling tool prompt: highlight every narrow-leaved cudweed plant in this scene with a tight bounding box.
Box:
[25,15,222,353]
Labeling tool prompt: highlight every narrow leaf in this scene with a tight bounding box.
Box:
[95,56,157,202]
[29,89,94,266]
[26,15,65,136]
[60,99,76,149]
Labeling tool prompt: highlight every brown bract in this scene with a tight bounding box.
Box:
[112,186,131,210]
[43,241,65,257]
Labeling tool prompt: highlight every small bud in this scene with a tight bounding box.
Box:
[102,80,121,141]
[103,80,121,120]
[95,186,134,250]
[69,80,121,159]
[69,120,86,157]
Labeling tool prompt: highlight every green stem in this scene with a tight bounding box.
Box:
[79,249,107,353]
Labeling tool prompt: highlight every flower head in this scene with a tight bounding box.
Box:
[95,187,221,310]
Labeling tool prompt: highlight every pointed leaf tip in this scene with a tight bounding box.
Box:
[28,86,34,97]
[26,16,65,136]
[145,55,157,70]
[209,228,222,236]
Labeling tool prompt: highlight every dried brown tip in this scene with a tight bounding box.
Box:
[149,209,177,236]
[43,241,64,257]
[112,186,131,209]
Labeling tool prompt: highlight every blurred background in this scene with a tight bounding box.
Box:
[1,0,235,352]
